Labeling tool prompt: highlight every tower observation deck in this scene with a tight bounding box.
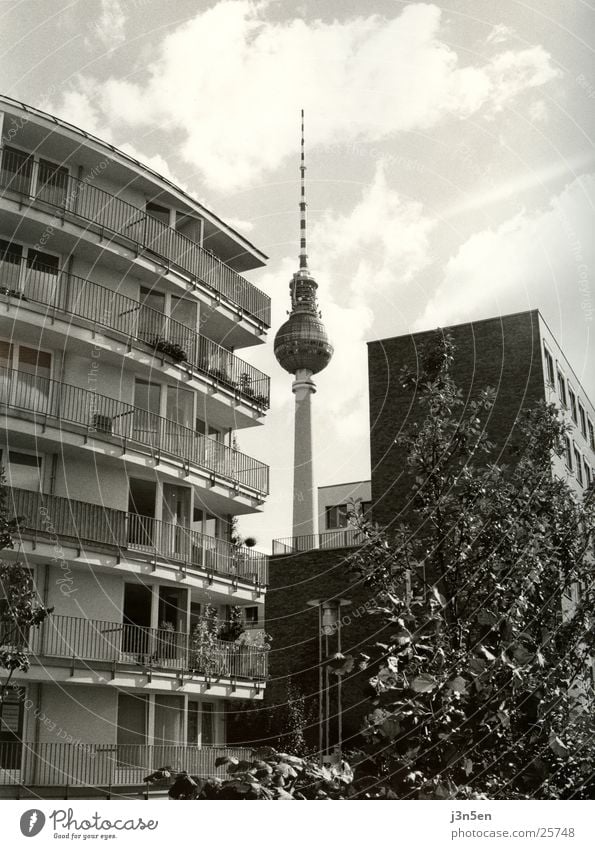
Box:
[274,111,333,538]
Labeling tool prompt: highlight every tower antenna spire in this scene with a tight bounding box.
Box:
[299,108,308,270]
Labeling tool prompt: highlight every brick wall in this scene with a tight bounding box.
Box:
[368,310,547,529]
[227,545,391,752]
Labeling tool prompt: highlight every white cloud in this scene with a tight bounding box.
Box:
[416,174,595,396]
[50,1,560,192]
[529,99,549,123]
[87,0,127,49]
[486,24,515,45]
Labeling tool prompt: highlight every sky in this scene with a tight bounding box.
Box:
[0,0,593,549]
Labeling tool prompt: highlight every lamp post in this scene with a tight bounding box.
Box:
[307,597,351,763]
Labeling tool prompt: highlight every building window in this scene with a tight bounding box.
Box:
[589,418,595,452]
[187,702,215,746]
[543,346,555,387]
[326,503,350,530]
[0,147,33,195]
[244,606,259,626]
[564,436,573,470]
[584,459,591,488]
[0,451,42,491]
[568,387,577,424]
[557,368,567,407]
[574,446,583,485]
[578,401,587,439]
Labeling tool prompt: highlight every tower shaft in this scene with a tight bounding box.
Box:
[274,111,333,541]
[292,369,317,538]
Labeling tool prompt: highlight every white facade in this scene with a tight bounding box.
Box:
[0,97,270,791]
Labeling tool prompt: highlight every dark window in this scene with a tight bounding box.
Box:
[564,436,573,470]
[568,387,577,423]
[589,419,595,451]
[26,250,59,274]
[575,447,583,485]
[326,503,349,530]
[244,606,259,625]
[578,402,587,438]
[557,370,567,407]
[37,159,69,207]
[0,147,33,195]
[543,346,555,386]
[201,703,214,745]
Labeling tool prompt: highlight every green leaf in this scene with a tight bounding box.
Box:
[411,673,438,693]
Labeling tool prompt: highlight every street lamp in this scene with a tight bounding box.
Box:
[307,597,351,763]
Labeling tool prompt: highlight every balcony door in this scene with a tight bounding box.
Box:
[116,694,147,770]
[127,478,156,550]
[133,378,160,446]
[162,483,191,561]
[122,582,152,656]
[154,695,184,747]
[187,700,216,747]
[156,587,186,666]
[138,286,165,347]
[36,158,69,208]
[23,249,60,305]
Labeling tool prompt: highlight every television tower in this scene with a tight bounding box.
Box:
[274,111,334,538]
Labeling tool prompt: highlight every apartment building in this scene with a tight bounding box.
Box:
[0,96,271,796]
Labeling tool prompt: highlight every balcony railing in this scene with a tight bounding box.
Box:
[272,527,365,555]
[0,146,271,326]
[0,255,270,409]
[0,368,269,495]
[19,613,268,679]
[9,487,268,586]
[0,742,251,787]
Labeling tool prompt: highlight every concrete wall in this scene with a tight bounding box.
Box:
[38,685,118,746]
[45,565,123,622]
[53,455,128,512]
[318,480,371,532]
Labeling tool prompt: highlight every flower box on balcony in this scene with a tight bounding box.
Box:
[151,337,187,363]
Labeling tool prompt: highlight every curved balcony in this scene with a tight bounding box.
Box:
[20,614,268,680]
[0,742,252,788]
[0,255,270,410]
[0,368,269,496]
[10,487,268,587]
[0,146,271,326]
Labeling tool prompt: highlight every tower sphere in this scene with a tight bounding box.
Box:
[274,308,334,375]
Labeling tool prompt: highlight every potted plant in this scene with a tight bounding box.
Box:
[151,336,187,363]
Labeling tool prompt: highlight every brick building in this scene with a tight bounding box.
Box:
[253,310,594,754]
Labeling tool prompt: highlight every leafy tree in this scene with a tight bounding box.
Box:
[349,334,595,800]
[189,603,222,676]
[218,605,245,642]
[0,471,52,704]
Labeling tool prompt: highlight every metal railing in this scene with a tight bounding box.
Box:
[21,613,268,679]
[0,368,269,495]
[9,487,268,586]
[0,742,251,787]
[0,146,271,326]
[0,255,270,409]
[272,527,365,555]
